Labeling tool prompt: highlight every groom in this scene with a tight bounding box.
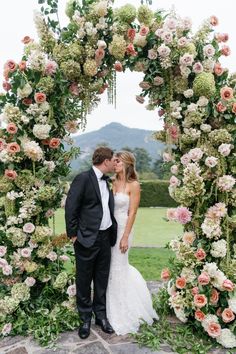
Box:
[65,146,117,339]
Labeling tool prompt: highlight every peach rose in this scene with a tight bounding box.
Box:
[220,87,233,101]
[232,102,236,114]
[95,48,105,60]
[198,272,210,286]
[161,268,170,281]
[210,288,219,305]
[19,61,27,71]
[216,307,222,317]
[214,63,224,76]
[176,277,186,289]
[114,61,123,72]
[4,169,17,180]
[49,138,61,149]
[4,60,17,73]
[34,92,46,104]
[222,308,235,323]
[210,16,219,26]
[215,33,229,43]
[216,101,227,112]
[139,25,149,36]
[222,279,234,291]
[7,142,20,154]
[221,45,231,56]
[21,36,33,44]
[207,322,221,338]
[2,81,11,91]
[127,28,136,41]
[194,248,206,261]
[6,123,18,134]
[195,309,205,321]
[126,43,137,56]
[194,294,207,308]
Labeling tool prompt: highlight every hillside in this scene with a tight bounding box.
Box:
[70,123,164,170]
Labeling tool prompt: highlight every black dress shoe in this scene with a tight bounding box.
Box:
[78,321,91,339]
[95,318,114,334]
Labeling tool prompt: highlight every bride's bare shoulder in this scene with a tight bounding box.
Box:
[129,180,140,191]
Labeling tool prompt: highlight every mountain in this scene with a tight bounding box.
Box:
[69,123,165,170]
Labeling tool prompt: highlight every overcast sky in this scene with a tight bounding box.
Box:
[0,0,235,133]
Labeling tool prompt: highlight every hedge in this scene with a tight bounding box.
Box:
[139,180,178,208]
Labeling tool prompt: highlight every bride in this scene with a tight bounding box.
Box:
[106,151,158,335]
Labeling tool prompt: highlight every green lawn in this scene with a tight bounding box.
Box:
[51,207,182,247]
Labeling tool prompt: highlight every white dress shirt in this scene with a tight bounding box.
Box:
[92,166,112,230]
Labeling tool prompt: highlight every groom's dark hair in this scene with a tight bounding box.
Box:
[92,146,114,165]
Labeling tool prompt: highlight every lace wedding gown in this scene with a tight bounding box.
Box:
[106,192,158,335]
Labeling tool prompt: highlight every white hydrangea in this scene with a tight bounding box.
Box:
[43,160,56,172]
[33,124,51,140]
[28,50,46,71]
[228,297,236,313]
[210,239,227,258]
[216,329,236,348]
[23,140,44,161]
[203,262,218,277]
[197,96,209,107]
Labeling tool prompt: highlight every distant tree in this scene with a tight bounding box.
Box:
[152,158,171,180]
[133,147,152,173]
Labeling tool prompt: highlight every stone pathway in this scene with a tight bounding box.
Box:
[0,282,229,354]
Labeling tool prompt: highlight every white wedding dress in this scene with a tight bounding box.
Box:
[106,192,158,335]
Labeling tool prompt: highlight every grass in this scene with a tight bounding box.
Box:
[51,207,182,247]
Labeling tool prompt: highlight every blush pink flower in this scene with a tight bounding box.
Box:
[161,268,170,281]
[176,206,192,224]
[67,284,76,297]
[210,16,219,26]
[214,63,224,76]
[45,60,58,75]
[209,288,219,305]
[166,208,177,221]
[216,101,227,113]
[126,43,137,56]
[194,248,206,261]
[3,264,13,276]
[23,223,35,234]
[49,138,61,149]
[0,246,7,257]
[21,248,32,258]
[2,81,11,91]
[220,87,234,101]
[222,279,234,291]
[114,61,123,72]
[198,272,210,286]
[195,309,206,321]
[6,123,18,134]
[69,82,81,96]
[4,60,17,73]
[207,322,221,338]
[221,45,231,56]
[169,176,180,187]
[191,287,199,296]
[194,294,207,308]
[127,28,136,41]
[139,25,149,36]
[21,36,33,44]
[24,277,36,287]
[7,142,20,154]
[34,92,46,104]
[222,308,235,323]
[59,255,70,262]
[182,231,196,245]
[4,169,17,180]
[176,277,186,289]
[18,61,27,71]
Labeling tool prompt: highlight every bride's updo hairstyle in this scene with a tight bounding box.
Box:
[115,151,138,182]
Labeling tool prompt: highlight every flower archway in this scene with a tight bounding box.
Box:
[0,0,236,348]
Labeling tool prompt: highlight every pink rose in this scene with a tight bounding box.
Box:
[191,287,199,296]
[222,308,235,323]
[176,277,186,289]
[4,60,17,73]
[216,101,227,113]
[21,248,32,258]
[198,272,210,286]
[6,123,18,134]
[22,98,33,106]
[0,258,8,268]
[114,61,123,72]
[176,206,192,224]
[23,223,35,234]
[139,25,149,36]
[210,16,219,26]
[136,95,145,104]
[194,294,207,308]
[193,62,203,74]
[169,176,180,187]
[214,63,224,76]
[24,277,36,287]
[67,284,76,297]
[0,246,7,257]
[46,251,57,261]
[223,279,234,291]
[126,43,137,56]
[34,92,46,104]
[170,165,178,174]
[148,49,157,60]
[59,255,70,262]
[195,309,205,321]
[18,61,27,71]
[3,264,13,276]
[49,138,61,149]
[180,154,191,165]
[4,169,17,180]
[95,48,105,61]
[21,36,33,44]
[221,45,231,56]
[220,87,233,101]
[161,268,170,281]
[210,288,219,305]
[215,33,229,43]
[153,76,164,86]
[207,322,221,338]
[127,28,136,41]
[7,142,20,154]
[194,248,206,261]
[218,143,231,156]
[139,81,151,90]
[2,81,11,91]
[163,152,172,162]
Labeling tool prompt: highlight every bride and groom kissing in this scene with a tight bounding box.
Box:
[65,146,157,339]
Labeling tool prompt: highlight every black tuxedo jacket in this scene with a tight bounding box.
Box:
[65,168,117,248]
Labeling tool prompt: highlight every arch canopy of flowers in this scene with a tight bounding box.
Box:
[0,0,236,348]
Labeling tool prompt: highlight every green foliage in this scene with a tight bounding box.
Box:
[140,180,178,207]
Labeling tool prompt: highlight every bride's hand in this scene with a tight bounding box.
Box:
[119,237,129,253]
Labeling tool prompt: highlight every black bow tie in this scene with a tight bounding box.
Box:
[101,174,110,181]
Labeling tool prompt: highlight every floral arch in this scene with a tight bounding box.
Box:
[0,0,236,349]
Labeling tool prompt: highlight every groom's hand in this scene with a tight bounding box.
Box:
[71,236,77,244]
